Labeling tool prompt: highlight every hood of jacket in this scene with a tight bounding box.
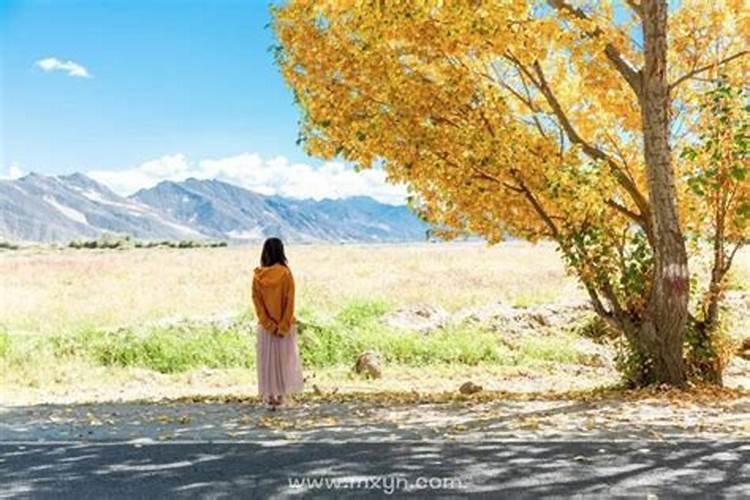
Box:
[253,264,289,287]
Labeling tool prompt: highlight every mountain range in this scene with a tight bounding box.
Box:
[0,173,428,243]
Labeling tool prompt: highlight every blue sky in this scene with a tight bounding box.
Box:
[0,0,406,203]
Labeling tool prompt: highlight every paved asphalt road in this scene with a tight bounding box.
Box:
[2,440,749,498]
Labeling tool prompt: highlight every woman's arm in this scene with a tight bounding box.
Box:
[252,276,277,333]
[278,271,296,335]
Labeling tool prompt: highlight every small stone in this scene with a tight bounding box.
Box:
[459,381,483,395]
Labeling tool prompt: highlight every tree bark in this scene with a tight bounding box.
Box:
[638,0,689,385]
[691,184,728,386]
[706,195,726,329]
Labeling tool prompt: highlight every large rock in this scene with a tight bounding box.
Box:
[354,351,382,379]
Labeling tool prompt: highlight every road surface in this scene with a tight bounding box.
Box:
[2,398,750,498]
[2,440,750,498]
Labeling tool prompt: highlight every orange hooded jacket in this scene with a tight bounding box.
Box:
[252,264,295,336]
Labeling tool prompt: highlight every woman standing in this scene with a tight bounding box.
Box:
[252,237,304,409]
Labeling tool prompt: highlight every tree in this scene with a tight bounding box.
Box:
[681,80,749,385]
[272,0,749,386]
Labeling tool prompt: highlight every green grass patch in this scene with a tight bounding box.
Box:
[516,334,582,364]
[20,299,588,374]
[297,299,576,368]
[51,324,255,373]
[299,319,515,367]
[0,327,10,358]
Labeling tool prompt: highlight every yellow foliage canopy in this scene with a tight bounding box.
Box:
[274,1,747,251]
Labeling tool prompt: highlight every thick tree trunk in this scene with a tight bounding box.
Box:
[638,0,689,386]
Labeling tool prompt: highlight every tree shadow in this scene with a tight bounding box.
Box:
[1,398,750,498]
[2,440,750,498]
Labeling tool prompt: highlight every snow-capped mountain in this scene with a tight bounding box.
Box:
[131,178,426,242]
[0,173,427,243]
[0,173,205,242]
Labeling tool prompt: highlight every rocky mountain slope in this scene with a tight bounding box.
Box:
[0,173,427,243]
[131,178,426,242]
[0,173,203,242]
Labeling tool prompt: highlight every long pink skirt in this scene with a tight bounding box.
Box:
[256,325,304,399]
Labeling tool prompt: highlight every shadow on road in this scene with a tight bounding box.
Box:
[3,396,750,442]
[2,396,750,497]
[2,440,750,498]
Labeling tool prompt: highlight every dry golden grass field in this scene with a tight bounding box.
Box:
[0,242,748,405]
[0,241,585,336]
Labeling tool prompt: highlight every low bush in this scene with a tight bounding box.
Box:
[69,234,133,249]
[69,235,228,250]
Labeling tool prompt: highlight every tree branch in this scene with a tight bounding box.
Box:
[526,59,653,235]
[721,240,746,279]
[547,0,642,98]
[530,61,601,160]
[670,51,749,91]
[516,172,625,331]
[607,199,644,225]
[625,0,643,18]
[434,150,524,195]
[515,176,561,240]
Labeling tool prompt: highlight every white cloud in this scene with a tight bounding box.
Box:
[35,57,91,78]
[1,162,26,180]
[88,153,409,205]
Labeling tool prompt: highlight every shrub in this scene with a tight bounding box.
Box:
[68,234,132,250]
[576,316,617,344]
[70,237,228,250]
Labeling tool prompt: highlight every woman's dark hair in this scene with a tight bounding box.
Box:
[260,237,288,267]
